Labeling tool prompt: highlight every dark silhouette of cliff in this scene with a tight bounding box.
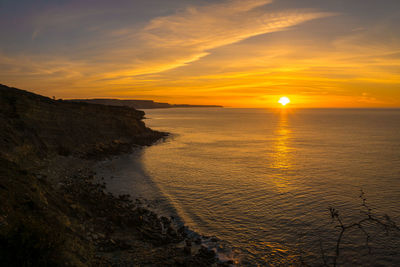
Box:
[0,84,164,165]
[0,84,221,266]
[68,98,223,109]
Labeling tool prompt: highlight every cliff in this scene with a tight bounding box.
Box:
[0,84,221,266]
[68,98,223,109]
[0,84,164,166]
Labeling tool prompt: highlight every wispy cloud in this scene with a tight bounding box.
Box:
[3,0,398,107]
[102,0,332,78]
[1,0,332,92]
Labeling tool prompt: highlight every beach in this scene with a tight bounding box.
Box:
[0,85,230,266]
[1,84,399,266]
[94,148,236,262]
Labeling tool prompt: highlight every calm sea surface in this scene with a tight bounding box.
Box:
[107,108,400,266]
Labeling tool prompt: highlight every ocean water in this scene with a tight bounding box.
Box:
[107,108,400,266]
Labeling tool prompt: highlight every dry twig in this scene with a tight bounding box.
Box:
[325,190,400,267]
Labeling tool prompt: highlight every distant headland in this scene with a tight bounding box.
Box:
[0,84,227,266]
[68,98,223,109]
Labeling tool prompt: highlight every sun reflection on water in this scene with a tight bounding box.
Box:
[268,109,297,193]
[272,109,293,170]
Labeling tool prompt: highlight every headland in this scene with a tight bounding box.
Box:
[0,84,229,266]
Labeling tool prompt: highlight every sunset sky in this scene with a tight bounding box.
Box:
[1,0,399,108]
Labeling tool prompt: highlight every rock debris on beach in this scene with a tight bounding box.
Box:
[0,84,233,266]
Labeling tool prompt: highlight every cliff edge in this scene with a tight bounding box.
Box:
[0,84,222,266]
[0,84,164,166]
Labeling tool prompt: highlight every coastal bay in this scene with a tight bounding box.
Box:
[0,84,228,266]
[1,84,399,266]
[2,1,400,265]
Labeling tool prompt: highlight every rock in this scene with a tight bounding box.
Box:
[211,237,219,242]
[184,246,192,255]
[197,246,216,261]
[194,237,202,245]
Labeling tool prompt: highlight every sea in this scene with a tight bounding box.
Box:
[100,108,400,266]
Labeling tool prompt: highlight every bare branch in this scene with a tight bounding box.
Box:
[323,190,400,266]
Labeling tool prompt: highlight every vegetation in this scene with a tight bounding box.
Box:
[319,190,400,266]
[0,85,220,266]
[0,215,66,266]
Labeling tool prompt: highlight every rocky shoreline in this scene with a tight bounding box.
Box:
[0,84,232,266]
[56,160,225,266]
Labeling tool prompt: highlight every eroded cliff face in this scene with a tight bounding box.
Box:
[0,85,196,266]
[0,85,222,266]
[0,84,164,166]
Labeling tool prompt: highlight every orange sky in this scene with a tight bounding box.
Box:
[1,0,399,108]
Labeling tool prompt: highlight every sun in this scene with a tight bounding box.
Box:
[278,96,290,106]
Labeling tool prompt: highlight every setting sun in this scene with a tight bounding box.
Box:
[278,97,291,106]
[1,0,400,266]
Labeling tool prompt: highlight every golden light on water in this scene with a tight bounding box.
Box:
[278,97,291,106]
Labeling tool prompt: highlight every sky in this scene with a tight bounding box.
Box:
[0,0,399,108]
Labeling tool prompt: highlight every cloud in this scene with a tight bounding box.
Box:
[94,0,333,80]
[0,0,339,103]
